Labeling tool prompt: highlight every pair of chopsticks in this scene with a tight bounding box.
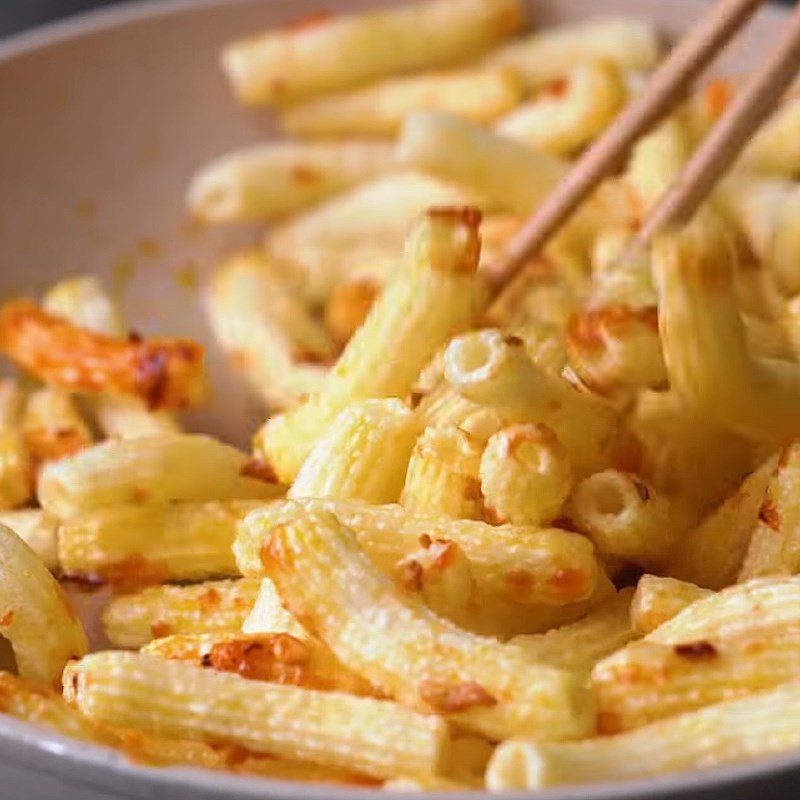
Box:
[488,0,800,303]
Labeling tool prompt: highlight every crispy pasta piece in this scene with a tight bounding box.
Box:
[102,578,262,649]
[235,504,595,741]
[0,510,59,572]
[66,651,449,780]
[22,387,93,467]
[486,682,800,789]
[629,575,712,636]
[0,524,87,684]
[0,379,33,509]
[290,399,419,504]
[0,300,206,410]
[256,208,487,482]
[479,423,572,526]
[221,0,524,105]
[444,329,620,476]
[37,434,282,519]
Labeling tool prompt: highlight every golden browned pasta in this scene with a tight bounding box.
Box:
[0,524,87,684]
[0,510,59,572]
[66,651,450,780]
[401,425,483,520]
[37,435,282,519]
[256,208,486,482]
[221,0,524,105]
[487,682,800,789]
[479,423,572,526]
[444,329,620,476]
[629,575,712,636]
[101,578,262,648]
[188,141,395,222]
[290,399,420,504]
[324,279,379,346]
[0,379,33,510]
[235,503,595,741]
[0,300,206,410]
[22,387,93,467]
[668,455,778,589]
[280,68,523,138]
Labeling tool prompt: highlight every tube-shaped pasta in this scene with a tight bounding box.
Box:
[653,209,800,442]
[509,588,634,670]
[37,435,282,519]
[629,575,712,636]
[280,68,523,138]
[58,500,264,585]
[740,95,800,177]
[668,455,777,589]
[486,17,660,91]
[256,208,486,482]
[290,399,419,504]
[566,303,667,394]
[630,389,755,514]
[593,627,800,733]
[401,425,483,520]
[0,510,59,572]
[235,504,595,741]
[646,576,800,645]
[479,424,572,526]
[738,443,800,580]
[0,300,205,410]
[567,470,694,567]
[625,114,692,215]
[102,578,262,648]
[444,329,619,476]
[0,379,33,509]
[497,61,627,156]
[0,524,87,684]
[188,141,395,222]
[265,173,481,304]
[487,682,800,789]
[22,387,93,466]
[42,276,181,439]
[243,498,599,608]
[66,651,449,781]
[206,251,334,410]
[221,0,524,105]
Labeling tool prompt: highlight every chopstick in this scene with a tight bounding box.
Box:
[484,0,765,301]
[636,2,800,244]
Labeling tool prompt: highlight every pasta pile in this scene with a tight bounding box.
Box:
[3,0,800,792]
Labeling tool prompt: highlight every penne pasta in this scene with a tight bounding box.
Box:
[497,61,627,156]
[290,399,419,504]
[37,434,282,519]
[102,578,262,648]
[629,575,712,636]
[479,423,573,526]
[188,141,395,222]
[401,425,483,520]
[0,300,206,410]
[280,68,523,138]
[486,682,800,789]
[256,208,486,483]
[242,497,600,608]
[205,251,334,410]
[58,501,264,586]
[235,504,595,741]
[444,329,620,476]
[66,651,450,780]
[221,0,524,105]
[486,16,660,91]
[509,588,634,670]
[324,279,379,347]
[0,524,87,684]
[668,455,777,589]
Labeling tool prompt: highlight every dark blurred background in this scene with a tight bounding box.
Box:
[0,0,795,38]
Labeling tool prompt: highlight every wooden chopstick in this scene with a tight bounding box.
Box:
[636,3,800,245]
[485,0,764,301]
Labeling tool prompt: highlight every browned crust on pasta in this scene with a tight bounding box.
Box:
[0,301,206,410]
